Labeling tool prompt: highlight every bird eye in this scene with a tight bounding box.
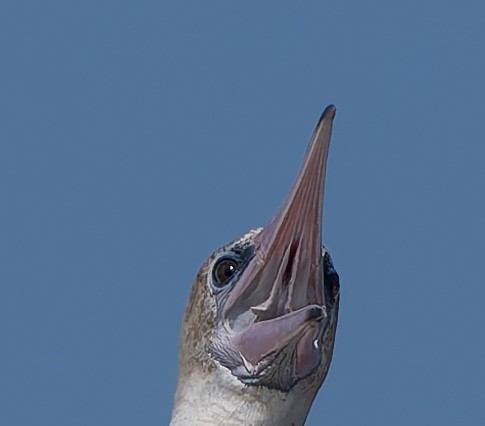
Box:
[212,257,239,287]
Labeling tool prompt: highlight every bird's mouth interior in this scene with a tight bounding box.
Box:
[221,106,336,371]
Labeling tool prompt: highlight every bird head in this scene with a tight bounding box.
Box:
[178,106,339,396]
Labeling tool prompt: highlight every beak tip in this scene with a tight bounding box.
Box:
[318,105,337,126]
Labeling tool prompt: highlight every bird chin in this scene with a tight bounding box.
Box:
[209,305,329,392]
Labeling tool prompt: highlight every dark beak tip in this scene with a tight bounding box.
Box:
[318,105,337,126]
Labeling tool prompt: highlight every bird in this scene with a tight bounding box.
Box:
[170,105,340,426]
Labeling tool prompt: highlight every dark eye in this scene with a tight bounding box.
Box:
[213,257,239,287]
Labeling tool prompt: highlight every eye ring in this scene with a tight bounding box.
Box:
[212,257,239,288]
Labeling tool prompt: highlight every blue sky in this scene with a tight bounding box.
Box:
[1,1,484,425]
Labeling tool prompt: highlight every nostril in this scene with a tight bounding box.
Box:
[282,239,299,287]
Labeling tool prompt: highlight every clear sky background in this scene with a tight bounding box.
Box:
[1,1,484,425]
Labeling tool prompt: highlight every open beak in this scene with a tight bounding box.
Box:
[223,105,337,377]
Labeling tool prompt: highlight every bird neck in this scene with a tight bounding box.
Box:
[170,368,315,426]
